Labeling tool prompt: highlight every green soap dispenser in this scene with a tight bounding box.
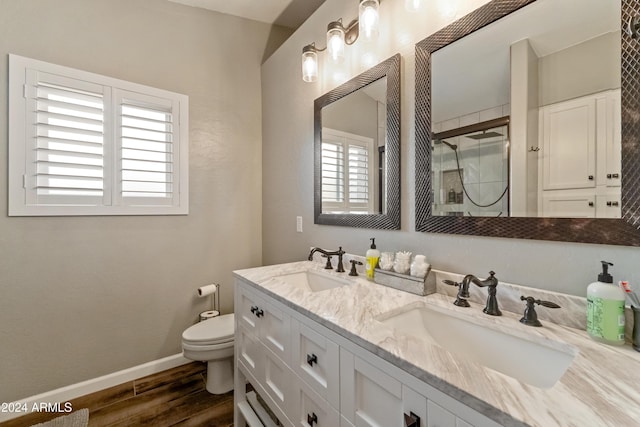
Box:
[365,238,380,280]
[586,261,625,345]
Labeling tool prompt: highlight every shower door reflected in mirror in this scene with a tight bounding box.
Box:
[432,118,510,217]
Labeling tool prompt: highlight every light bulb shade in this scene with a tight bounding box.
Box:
[326,22,346,63]
[301,46,318,82]
[359,0,380,41]
[405,0,421,12]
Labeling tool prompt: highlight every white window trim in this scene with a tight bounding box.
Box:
[8,54,189,216]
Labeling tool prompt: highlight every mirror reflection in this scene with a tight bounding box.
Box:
[321,77,387,215]
[431,0,620,218]
[432,118,509,217]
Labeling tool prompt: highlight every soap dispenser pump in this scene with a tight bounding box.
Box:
[365,238,380,280]
[586,261,625,345]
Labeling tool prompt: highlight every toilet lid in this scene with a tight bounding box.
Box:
[182,313,235,345]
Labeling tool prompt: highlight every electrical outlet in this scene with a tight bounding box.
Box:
[296,216,303,233]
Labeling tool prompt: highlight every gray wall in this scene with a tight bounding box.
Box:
[539,31,621,106]
[261,1,640,303]
[0,0,290,401]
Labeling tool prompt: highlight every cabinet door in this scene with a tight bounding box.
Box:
[237,324,261,380]
[541,192,595,218]
[596,193,621,218]
[262,345,294,417]
[427,400,456,427]
[596,90,621,188]
[261,298,291,365]
[292,321,340,409]
[542,97,596,190]
[341,350,403,427]
[292,376,340,427]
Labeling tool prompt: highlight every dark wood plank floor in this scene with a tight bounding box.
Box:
[0,362,234,427]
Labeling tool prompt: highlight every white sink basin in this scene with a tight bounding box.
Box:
[376,302,577,389]
[274,270,350,292]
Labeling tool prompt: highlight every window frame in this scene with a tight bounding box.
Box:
[8,54,189,216]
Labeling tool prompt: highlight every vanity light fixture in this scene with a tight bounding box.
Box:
[302,44,322,82]
[359,0,380,41]
[302,0,385,82]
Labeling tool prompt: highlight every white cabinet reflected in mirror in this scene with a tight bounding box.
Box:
[430,0,620,219]
[314,54,400,229]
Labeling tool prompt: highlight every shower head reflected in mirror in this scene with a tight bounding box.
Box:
[434,139,457,150]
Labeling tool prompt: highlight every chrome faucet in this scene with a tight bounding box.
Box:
[461,271,501,316]
[308,246,346,272]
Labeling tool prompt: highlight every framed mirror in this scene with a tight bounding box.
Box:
[315,54,400,229]
[415,0,640,245]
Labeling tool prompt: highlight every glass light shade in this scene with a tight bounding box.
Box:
[359,0,380,41]
[326,25,345,63]
[302,48,318,82]
[405,0,421,12]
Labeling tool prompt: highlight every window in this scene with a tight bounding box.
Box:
[8,54,189,216]
[321,128,374,213]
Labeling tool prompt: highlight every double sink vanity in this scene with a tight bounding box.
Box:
[233,259,640,427]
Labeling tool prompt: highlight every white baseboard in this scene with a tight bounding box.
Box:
[0,353,190,422]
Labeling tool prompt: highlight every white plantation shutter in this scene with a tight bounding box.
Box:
[321,128,374,213]
[321,140,345,203]
[348,144,369,207]
[116,91,178,206]
[9,54,188,216]
[27,72,110,206]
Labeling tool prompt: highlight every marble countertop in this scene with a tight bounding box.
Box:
[234,261,640,427]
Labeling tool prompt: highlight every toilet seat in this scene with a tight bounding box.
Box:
[182,313,234,346]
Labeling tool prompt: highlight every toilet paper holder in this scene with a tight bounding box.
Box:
[197,283,220,321]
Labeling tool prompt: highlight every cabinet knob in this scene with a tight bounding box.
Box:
[588,202,594,207]
[306,353,318,366]
[607,201,619,207]
[254,308,264,318]
[588,175,594,180]
[250,305,258,314]
[608,173,620,179]
[404,411,421,427]
[307,412,318,426]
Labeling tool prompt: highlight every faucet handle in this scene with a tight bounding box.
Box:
[349,260,363,276]
[519,296,561,327]
[321,254,333,270]
[442,280,470,307]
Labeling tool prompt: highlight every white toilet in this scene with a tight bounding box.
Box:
[182,313,235,394]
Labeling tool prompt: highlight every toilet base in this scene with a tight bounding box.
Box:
[205,357,234,394]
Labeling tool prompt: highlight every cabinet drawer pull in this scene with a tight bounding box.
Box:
[588,175,594,180]
[306,353,318,366]
[404,411,421,427]
[607,201,619,207]
[588,202,594,207]
[307,412,318,426]
[608,173,620,179]
[254,308,264,318]
[250,305,258,314]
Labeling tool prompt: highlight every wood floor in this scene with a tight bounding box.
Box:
[0,362,235,427]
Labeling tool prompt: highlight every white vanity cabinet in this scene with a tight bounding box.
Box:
[234,278,502,427]
[236,282,294,424]
[539,89,621,218]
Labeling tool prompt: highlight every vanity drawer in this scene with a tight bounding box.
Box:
[237,282,291,364]
[291,320,340,409]
[292,375,340,427]
[237,285,261,334]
